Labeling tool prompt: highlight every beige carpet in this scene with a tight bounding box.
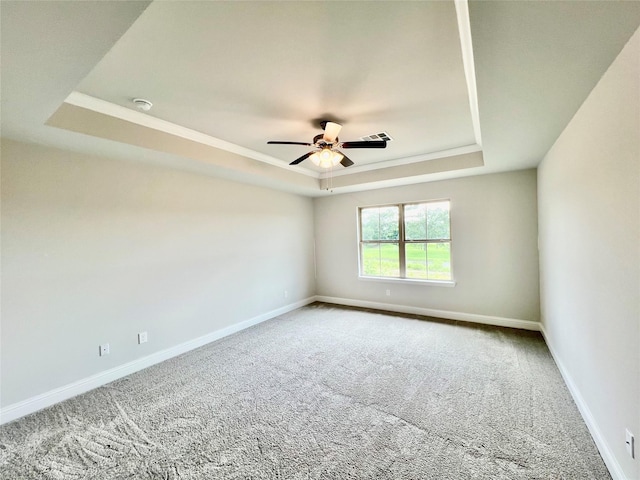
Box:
[0,302,610,479]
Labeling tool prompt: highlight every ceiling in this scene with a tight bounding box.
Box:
[2,1,639,197]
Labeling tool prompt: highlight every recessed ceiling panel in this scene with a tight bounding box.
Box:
[75,1,476,170]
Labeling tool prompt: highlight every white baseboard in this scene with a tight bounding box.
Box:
[539,324,625,480]
[315,295,541,331]
[0,297,316,425]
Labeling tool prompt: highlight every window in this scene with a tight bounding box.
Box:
[359,200,452,282]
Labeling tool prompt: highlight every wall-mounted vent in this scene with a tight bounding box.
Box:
[360,131,393,142]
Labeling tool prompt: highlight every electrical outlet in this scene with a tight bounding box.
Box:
[99,343,110,356]
[138,332,148,344]
[386,289,391,296]
[284,290,288,299]
[626,429,635,458]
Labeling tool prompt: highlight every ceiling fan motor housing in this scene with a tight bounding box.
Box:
[313,134,337,146]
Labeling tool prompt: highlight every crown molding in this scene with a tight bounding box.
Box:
[64,92,319,178]
[455,0,482,147]
[65,92,483,184]
[319,144,482,179]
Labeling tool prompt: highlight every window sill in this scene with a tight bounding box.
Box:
[358,276,456,287]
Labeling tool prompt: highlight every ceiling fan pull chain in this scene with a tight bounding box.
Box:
[326,165,333,192]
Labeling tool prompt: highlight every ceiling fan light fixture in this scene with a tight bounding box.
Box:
[310,148,343,168]
[268,122,382,168]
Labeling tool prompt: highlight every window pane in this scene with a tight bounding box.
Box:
[361,243,399,277]
[361,206,399,241]
[427,202,450,240]
[378,206,399,240]
[404,204,427,240]
[405,242,452,280]
[427,242,451,280]
[405,243,428,279]
[361,208,379,241]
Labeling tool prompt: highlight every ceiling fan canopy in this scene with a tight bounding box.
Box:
[267,121,387,168]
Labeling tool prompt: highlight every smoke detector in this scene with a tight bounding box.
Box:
[132,98,153,111]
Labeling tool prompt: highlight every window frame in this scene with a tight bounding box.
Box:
[357,199,454,285]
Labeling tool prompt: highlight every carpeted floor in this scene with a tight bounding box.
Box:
[0,302,610,479]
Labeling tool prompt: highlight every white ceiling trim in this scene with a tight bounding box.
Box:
[64,91,319,179]
[455,0,482,147]
[318,144,482,179]
[65,91,482,181]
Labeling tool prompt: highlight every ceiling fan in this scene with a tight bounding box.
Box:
[267,121,387,168]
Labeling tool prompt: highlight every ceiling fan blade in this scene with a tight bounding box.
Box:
[267,141,312,146]
[338,152,354,168]
[340,140,387,149]
[322,122,342,143]
[289,151,314,165]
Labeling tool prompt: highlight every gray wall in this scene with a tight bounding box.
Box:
[314,170,540,323]
[538,28,639,479]
[1,139,316,407]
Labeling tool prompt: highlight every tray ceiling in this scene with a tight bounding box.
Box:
[2,1,639,196]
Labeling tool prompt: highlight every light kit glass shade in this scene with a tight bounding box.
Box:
[323,122,342,142]
[310,148,343,168]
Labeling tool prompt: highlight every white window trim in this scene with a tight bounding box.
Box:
[357,275,457,287]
